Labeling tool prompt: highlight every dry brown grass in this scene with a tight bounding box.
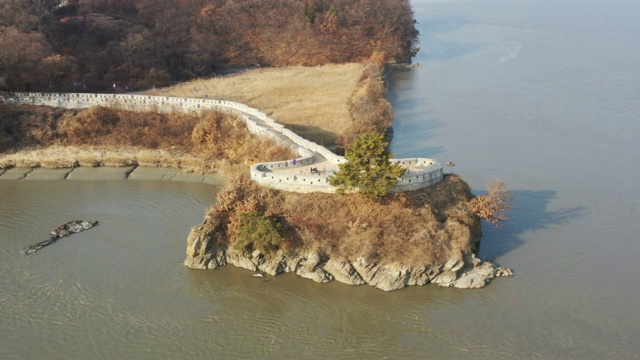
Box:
[3,62,394,175]
[0,104,295,174]
[202,174,480,266]
[470,179,512,225]
[0,145,199,170]
[153,63,372,146]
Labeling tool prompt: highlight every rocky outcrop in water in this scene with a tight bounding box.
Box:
[184,225,513,291]
[24,220,99,255]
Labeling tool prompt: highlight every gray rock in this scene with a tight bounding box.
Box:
[296,267,333,283]
[185,226,210,260]
[367,264,412,291]
[225,248,258,271]
[452,262,495,289]
[405,267,433,286]
[182,226,513,291]
[257,256,286,276]
[323,258,365,285]
[295,252,333,283]
[25,220,99,255]
[495,266,514,277]
[443,257,465,272]
[431,271,458,287]
[183,254,213,270]
[352,257,380,283]
[282,254,302,273]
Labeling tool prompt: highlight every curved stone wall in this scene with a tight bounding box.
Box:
[2,92,443,193]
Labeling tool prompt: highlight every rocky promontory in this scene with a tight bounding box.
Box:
[184,174,512,291]
[185,237,512,290]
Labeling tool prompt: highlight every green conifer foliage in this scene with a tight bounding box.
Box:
[329,132,406,200]
[234,212,284,254]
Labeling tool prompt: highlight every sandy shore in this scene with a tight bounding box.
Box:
[0,166,226,185]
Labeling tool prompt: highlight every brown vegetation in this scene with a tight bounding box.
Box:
[341,60,393,147]
[470,179,512,225]
[156,60,392,149]
[0,104,295,173]
[1,0,418,92]
[198,174,481,266]
[155,64,364,146]
[1,55,397,173]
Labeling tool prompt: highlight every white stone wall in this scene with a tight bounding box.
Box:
[3,92,444,193]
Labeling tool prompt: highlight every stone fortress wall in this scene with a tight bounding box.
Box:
[2,92,443,193]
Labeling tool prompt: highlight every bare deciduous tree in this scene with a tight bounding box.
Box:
[471,179,512,225]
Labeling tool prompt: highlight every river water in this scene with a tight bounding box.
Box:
[2,0,640,358]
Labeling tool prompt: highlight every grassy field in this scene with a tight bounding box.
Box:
[1,62,391,175]
[152,63,368,146]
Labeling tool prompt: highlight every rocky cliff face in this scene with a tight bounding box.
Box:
[184,221,512,291]
[183,174,513,291]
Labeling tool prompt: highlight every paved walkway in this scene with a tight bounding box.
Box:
[2,92,444,192]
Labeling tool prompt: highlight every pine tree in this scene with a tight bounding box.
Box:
[329,132,405,200]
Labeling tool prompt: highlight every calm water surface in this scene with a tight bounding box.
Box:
[2,0,640,358]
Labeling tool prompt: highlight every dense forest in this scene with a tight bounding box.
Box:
[0,0,418,92]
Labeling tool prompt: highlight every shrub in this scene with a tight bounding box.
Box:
[234,211,284,254]
[470,179,512,225]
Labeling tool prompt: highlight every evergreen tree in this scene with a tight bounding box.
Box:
[234,212,284,254]
[329,132,405,200]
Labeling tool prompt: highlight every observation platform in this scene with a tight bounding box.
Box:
[2,92,444,193]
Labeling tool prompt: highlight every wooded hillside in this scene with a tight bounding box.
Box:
[0,0,418,92]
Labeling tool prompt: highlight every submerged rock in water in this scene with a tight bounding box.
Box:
[24,220,98,255]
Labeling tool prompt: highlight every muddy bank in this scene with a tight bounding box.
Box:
[0,166,225,184]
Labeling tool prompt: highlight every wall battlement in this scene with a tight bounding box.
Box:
[2,92,443,193]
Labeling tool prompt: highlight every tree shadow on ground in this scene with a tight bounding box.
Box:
[389,108,445,158]
[0,105,53,152]
[475,189,586,261]
[282,124,338,148]
[386,70,445,158]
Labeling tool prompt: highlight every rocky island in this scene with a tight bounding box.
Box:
[185,174,512,291]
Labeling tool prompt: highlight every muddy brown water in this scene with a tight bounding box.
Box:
[2,0,640,358]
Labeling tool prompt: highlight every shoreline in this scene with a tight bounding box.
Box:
[0,165,226,185]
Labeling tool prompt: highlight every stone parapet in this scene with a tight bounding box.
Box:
[4,92,444,193]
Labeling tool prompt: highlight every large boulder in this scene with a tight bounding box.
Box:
[295,252,333,283]
[225,247,258,271]
[323,258,365,285]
